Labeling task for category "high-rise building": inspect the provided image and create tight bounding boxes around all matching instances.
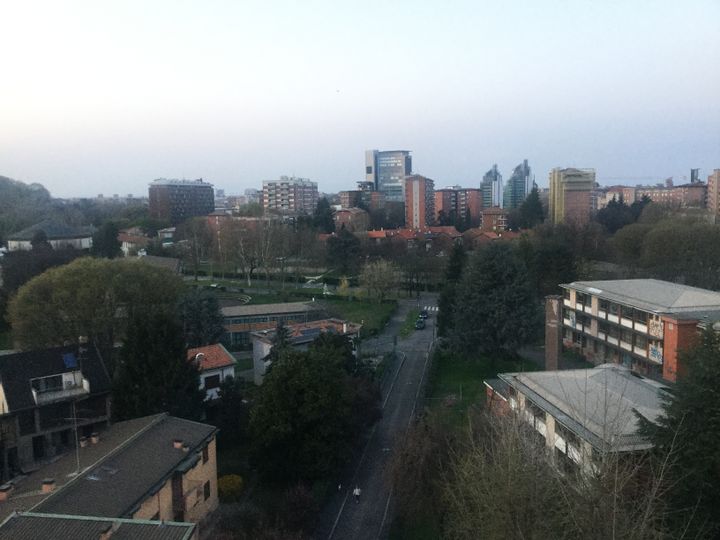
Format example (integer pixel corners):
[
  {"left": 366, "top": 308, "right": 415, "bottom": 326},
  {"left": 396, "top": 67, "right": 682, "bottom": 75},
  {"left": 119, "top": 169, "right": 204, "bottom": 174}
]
[
  {"left": 548, "top": 168, "right": 596, "bottom": 225},
  {"left": 434, "top": 187, "right": 482, "bottom": 226},
  {"left": 503, "top": 159, "right": 532, "bottom": 209},
  {"left": 148, "top": 178, "right": 215, "bottom": 224},
  {"left": 404, "top": 175, "right": 435, "bottom": 229},
  {"left": 481, "top": 164, "right": 503, "bottom": 208},
  {"left": 262, "top": 176, "right": 318, "bottom": 214},
  {"left": 365, "top": 149, "right": 412, "bottom": 202},
  {"left": 707, "top": 169, "right": 720, "bottom": 214}
]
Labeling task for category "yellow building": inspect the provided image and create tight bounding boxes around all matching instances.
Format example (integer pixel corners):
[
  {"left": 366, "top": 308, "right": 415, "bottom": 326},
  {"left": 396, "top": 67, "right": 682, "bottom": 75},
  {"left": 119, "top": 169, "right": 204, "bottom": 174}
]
[{"left": 548, "top": 168, "right": 596, "bottom": 225}]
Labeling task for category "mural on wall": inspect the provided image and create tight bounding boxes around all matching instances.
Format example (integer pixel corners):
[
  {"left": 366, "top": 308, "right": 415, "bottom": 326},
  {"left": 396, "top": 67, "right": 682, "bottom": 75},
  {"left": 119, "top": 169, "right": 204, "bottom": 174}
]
[
  {"left": 649, "top": 344, "right": 663, "bottom": 363},
  {"left": 648, "top": 319, "right": 663, "bottom": 339}
]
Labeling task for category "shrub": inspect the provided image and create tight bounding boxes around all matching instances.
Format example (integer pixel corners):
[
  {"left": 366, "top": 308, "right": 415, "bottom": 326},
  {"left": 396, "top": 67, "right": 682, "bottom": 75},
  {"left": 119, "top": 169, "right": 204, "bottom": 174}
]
[{"left": 218, "top": 474, "right": 244, "bottom": 501}]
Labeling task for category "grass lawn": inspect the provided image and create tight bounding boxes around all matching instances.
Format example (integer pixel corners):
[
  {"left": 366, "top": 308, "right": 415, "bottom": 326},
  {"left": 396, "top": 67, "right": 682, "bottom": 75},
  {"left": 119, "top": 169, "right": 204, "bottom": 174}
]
[
  {"left": 317, "top": 298, "right": 397, "bottom": 336},
  {"left": 0, "top": 330, "right": 12, "bottom": 350},
  {"left": 426, "top": 348, "right": 538, "bottom": 425},
  {"left": 399, "top": 309, "right": 420, "bottom": 339}
]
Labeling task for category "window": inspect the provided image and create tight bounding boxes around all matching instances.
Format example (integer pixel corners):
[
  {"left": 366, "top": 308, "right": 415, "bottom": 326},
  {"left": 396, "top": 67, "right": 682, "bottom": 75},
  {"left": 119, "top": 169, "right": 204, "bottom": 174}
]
[
  {"left": 608, "top": 303, "right": 619, "bottom": 315},
  {"left": 563, "top": 288, "right": 571, "bottom": 300},
  {"left": 204, "top": 374, "right": 221, "bottom": 389},
  {"left": 204, "top": 481, "right": 211, "bottom": 500},
  {"left": 599, "top": 299, "right": 609, "bottom": 312},
  {"left": 202, "top": 446, "right": 209, "bottom": 464}
]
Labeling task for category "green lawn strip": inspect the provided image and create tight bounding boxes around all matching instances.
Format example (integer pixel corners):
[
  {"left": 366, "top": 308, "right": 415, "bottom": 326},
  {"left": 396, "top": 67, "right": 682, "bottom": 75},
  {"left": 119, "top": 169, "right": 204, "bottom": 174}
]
[
  {"left": 0, "top": 330, "right": 11, "bottom": 350},
  {"left": 318, "top": 298, "right": 397, "bottom": 336},
  {"left": 399, "top": 309, "right": 421, "bottom": 339}
]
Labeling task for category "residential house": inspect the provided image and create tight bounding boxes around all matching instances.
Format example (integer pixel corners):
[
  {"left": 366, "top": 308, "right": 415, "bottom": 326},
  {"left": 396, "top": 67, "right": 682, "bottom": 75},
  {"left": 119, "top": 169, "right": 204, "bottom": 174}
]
[
  {"left": 250, "top": 319, "right": 362, "bottom": 385},
  {"left": 187, "top": 344, "right": 236, "bottom": 401},
  {"left": 118, "top": 227, "right": 150, "bottom": 257},
  {"left": 0, "top": 343, "right": 112, "bottom": 481}
]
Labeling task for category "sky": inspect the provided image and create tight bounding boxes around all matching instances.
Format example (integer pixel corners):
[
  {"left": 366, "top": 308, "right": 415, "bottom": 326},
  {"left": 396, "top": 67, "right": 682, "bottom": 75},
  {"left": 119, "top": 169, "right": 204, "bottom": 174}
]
[{"left": 1, "top": 0, "right": 719, "bottom": 197}]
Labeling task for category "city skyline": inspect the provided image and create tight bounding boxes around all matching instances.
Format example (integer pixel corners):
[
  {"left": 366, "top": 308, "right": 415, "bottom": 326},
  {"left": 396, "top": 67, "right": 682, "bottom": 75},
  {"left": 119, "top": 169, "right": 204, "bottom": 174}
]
[{"left": 1, "top": 0, "right": 718, "bottom": 197}]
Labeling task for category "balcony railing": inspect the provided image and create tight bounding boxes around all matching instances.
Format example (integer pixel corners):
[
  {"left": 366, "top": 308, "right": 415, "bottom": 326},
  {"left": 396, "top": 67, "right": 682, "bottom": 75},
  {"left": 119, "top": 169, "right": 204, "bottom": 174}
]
[{"left": 32, "top": 378, "right": 90, "bottom": 406}]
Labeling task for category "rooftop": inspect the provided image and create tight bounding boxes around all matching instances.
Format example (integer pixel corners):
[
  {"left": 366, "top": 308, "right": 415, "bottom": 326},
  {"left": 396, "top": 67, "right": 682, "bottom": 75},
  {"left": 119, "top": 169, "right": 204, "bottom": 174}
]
[
  {"left": 221, "top": 302, "right": 318, "bottom": 319},
  {"left": 7, "top": 220, "right": 94, "bottom": 241},
  {"left": 251, "top": 318, "right": 362, "bottom": 346},
  {"left": 0, "top": 512, "right": 196, "bottom": 540},
  {"left": 563, "top": 279, "right": 720, "bottom": 315},
  {"left": 187, "top": 344, "right": 236, "bottom": 371},
  {"left": 33, "top": 414, "right": 216, "bottom": 518},
  {"left": 499, "top": 365, "right": 668, "bottom": 453},
  {"left": 149, "top": 178, "right": 212, "bottom": 187}
]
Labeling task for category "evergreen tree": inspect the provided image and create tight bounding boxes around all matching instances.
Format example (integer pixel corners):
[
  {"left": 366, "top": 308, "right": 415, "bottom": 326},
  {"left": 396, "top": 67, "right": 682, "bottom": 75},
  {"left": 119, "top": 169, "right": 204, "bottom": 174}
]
[
  {"left": 113, "top": 310, "right": 204, "bottom": 421},
  {"left": 437, "top": 243, "right": 466, "bottom": 337},
  {"left": 91, "top": 221, "right": 122, "bottom": 259},
  {"left": 451, "top": 243, "right": 539, "bottom": 357},
  {"left": 518, "top": 187, "right": 544, "bottom": 228},
  {"left": 266, "top": 319, "right": 292, "bottom": 364},
  {"left": 313, "top": 197, "right": 335, "bottom": 234},
  {"left": 178, "top": 288, "right": 225, "bottom": 347},
  {"left": 326, "top": 227, "right": 361, "bottom": 273},
  {"left": 640, "top": 328, "right": 720, "bottom": 538},
  {"left": 216, "top": 377, "right": 247, "bottom": 445}
]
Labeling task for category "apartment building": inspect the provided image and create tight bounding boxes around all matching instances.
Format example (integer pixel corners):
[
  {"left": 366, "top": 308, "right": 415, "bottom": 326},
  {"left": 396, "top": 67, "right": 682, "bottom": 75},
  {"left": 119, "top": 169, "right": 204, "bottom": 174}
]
[
  {"left": 548, "top": 168, "right": 595, "bottom": 225},
  {"left": 434, "top": 187, "right": 482, "bottom": 226},
  {"left": 503, "top": 159, "right": 532, "bottom": 209},
  {"left": 479, "top": 207, "right": 508, "bottom": 232},
  {"left": 404, "top": 175, "right": 435, "bottom": 229},
  {"left": 481, "top": 164, "right": 503, "bottom": 208},
  {"left": 262, "top": 176, "right": 319, "bottom": 214},
  {"left": 221, "top": 302, "right": 322, "bottom": 348},
  {"left": 365, "top": 150, "right": 412, "bottom": 202},
  {"left": 707, "top": 169, "right": 720, "bottom": 214},
  {"left": 635, "top": 183, "right": 706, "bottom": 208},
  {"left": 148, "top": 179, "right": 214, "bottom": 225},
  {"left": 548, "top": 279, "right": 720, "bottom": 382}
]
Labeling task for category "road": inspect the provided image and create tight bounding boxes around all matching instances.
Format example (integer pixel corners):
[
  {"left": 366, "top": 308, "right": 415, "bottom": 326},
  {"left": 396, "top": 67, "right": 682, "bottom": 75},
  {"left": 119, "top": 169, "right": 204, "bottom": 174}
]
[{"left": 314, "top": 294, "right": 437, "bottom": 540}]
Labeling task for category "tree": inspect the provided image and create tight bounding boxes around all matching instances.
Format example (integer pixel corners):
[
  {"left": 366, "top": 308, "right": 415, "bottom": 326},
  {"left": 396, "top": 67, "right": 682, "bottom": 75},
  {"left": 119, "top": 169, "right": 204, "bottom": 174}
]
[
  {"left": 266, "top": 320, "right": 291, "bottom": 364},
  {"left": 640, "top": 328, "right": 720, "bottom": 538},
  {"left": 8, "top": 257, "right": 183, "bottom": 353},
  {"left": 175, "top": 217, "right": 212, "bottom": 280},
  {"left": 91, "top": 221, "right": 122, "bottom": 259},
  {"left": 113, "top": 309, "right": 204, "bottom": 421},
  {"left": 312, "top": 197, "right": 335, "bottom": 234},
  {"left": 451, "top": 243, "right": 539, "bottom": 357},
  {"left": 596, "top": 196, "right": 635, "bottom": 234},
  {"left": 326, "top": 228, "right": 361, "bottom": 274},
  {"left": 216, "top": 377, "right": 248, "bottom": 445},
  {"left": 178, "top": 288, "right": 225, "bottom": 347},
  {"left": 359, "top": 260, "right": 400, "bottom": 302},
  {"left": 518, "top": 187, "right": 544, "bottom": 228},
  {"left": 437, "top": 243, "right": 466, "bottom": 337},
  {"left": 612, "top": 223, "right": 652, "bottom": 271}
]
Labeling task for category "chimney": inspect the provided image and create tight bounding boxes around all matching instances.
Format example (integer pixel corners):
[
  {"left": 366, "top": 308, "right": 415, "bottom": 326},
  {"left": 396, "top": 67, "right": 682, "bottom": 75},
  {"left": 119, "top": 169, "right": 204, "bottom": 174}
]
[
  {"left": 78, "top": 336, "right": 89, "bottom": 371},
  {"left": 41, "top": 478, "right": 56, "bottom": 493},
  {"left": 193, "top": 353, "right": 205, "bottom": 367},
  {"left": 173, "top": 439, "right": 183, "bottom": 449},
  {"left": 545, "top": 295, "right": 563, "bottom": 371},
  {"left": 0, "top": 484, "right": 13, "bottom": 502},
  {"left": 91, "top": 432, "right": 100, "bottom": 445},
  {"left": 79, "top": 436, "right": 88, "bottom": 448},
  {"left": 99, "top": 521, "right": 121, "bottom": 540}
]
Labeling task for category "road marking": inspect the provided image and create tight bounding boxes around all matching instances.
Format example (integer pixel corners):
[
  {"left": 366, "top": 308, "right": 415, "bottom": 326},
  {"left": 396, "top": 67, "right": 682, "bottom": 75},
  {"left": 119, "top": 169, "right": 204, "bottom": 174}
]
[{"left": 377, "top": 487, "right": 393, "bottom": 539}]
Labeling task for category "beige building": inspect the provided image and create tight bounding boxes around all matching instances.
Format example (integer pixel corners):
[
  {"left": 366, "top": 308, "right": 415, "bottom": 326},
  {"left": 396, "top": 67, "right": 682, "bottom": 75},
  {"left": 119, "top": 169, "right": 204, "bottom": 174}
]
[
  {"left": 262, "top": 176, "right": 319, "bottom": 214},
  {"left": 707, "top": 169, "right": 720, "bottom": 214},
  {"left": 548, "top": 168, "right": 596, "bottom": 225}
]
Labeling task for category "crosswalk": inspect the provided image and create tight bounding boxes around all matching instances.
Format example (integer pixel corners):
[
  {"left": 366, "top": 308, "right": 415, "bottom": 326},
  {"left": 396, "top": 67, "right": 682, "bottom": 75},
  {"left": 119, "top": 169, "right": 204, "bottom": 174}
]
[{"left": 422, "top": 306, "right": 439, "bottom": 312}]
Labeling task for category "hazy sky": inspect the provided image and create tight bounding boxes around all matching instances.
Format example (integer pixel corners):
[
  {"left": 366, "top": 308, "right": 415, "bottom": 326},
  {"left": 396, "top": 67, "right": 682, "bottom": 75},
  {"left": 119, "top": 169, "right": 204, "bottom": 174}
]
[{"left": 1, "top": 0, "right": 719, "bottom": 197}]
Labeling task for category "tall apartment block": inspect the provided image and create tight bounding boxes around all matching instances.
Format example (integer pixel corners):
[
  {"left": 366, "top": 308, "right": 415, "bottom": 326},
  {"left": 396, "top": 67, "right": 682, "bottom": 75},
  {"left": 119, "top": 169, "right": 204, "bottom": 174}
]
[
  {"left": 365, "top": 149, "right": 412, "bottom": 202},
  {"left": 481, "top": 164, "right": 503, "bottom": 208},
  {"left": 549, "top": 279, "right": 720, "bottom": 382},
  {"left": 503, "top": 159, "right": 532, "bottom": 209},
  {"left": 708, "top": 169, "right": 720, "bottom": 214},
  {"left": 262, "top": 176, "right": 319, "bottom": 214},
  {"left": 548, "top": 168, "right": 595, "bottom": 225},
  {"left": 434, "top": 187, "right": 482, "bottom": 226},
  {"left": 405, "top": 175, "right": 435, "bottom": 229},
  {"left": 148, "top": 178, "right": 215, "bottom": 225}
]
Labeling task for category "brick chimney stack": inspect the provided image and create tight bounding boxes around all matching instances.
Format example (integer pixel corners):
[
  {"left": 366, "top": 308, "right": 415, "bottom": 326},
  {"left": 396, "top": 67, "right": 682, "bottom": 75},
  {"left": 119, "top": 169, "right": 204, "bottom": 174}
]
[{"left": 545, "top": 295, "right": 563, "bottom": 371}]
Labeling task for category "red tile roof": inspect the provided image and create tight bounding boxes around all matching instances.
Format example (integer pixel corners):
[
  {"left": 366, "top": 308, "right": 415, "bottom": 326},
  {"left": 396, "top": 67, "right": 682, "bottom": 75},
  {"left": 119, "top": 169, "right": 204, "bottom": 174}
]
[{"left": 187, "top": 344, "right": 236, "bottom": 371}]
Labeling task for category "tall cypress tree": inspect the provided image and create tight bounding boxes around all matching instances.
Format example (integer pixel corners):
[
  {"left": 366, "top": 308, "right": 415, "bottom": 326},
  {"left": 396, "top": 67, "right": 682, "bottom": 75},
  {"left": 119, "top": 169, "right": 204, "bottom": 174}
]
[
  {"left": 437, "top": 243, "right": 467, "bottom": 337},
  {"left": 113, "top": 310, "right": 204, "bottom": 421}
]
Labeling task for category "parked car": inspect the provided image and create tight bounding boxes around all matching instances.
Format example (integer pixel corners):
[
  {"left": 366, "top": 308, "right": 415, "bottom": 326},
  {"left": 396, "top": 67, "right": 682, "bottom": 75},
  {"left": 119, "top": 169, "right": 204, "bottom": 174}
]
[
  {"left": 415, "top": 319, "right": 426, "bottom": 330},
  {"left": 419, "top": 309, "right": 429, "bottom": 319}
]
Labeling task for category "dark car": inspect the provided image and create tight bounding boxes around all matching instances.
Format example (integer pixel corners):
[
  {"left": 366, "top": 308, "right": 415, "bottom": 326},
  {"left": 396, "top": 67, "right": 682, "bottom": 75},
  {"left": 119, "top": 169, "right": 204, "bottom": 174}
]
[
  {"left": 419, "top": 309, "right": 429, "bottom": 319},
  {"left": 415, "top": 318, "right": 426, "bottom": 330}
]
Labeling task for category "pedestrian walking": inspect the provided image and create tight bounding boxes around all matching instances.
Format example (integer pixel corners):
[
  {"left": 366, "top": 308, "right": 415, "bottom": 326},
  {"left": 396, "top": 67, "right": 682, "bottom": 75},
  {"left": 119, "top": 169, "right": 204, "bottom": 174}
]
[{"left": 353, "top": 486, "right": 361, "bottom": 503}]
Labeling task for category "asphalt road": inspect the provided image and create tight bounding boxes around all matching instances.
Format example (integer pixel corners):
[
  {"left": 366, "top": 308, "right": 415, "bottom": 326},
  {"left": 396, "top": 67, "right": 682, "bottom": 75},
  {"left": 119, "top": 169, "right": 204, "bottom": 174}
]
[{"left": 314, "top": 294, "right": 438, "bottom": 540}]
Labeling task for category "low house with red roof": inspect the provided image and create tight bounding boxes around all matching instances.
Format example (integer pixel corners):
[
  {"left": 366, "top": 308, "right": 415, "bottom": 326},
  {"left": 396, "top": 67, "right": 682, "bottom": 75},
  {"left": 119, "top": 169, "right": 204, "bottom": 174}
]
[
  {"left": 118, "top": 227, "right": 151, "bottom": 257},
  {"left": 187, "top": 344, "right": 236, "bottom": 401}
]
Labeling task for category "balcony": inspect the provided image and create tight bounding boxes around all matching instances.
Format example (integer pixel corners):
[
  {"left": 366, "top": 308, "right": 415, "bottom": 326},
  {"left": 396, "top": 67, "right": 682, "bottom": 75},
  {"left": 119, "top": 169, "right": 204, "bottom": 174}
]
[{"left": 31, "top": 372, "right": 90, "bottom": 406}]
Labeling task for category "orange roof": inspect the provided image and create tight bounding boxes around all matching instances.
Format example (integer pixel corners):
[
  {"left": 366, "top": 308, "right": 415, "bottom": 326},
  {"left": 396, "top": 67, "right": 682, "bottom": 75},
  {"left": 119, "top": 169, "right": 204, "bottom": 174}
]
[
  {"left": 117, "top": 233, "right": 150, "bottom": 246},
  {"left": 187, "top": 344, "right": 236, "bottom": 371},
  {"left": 367, "top": 230, "right": 388, "bottom": 239},
  {"left": 425, "top": 226, "right": 461, "bottom": 237}
]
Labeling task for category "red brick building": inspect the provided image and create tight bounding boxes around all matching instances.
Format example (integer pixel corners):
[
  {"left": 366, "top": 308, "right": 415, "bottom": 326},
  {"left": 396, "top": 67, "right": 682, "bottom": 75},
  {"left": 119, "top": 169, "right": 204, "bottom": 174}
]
[{"left": 334, "top": 207, "right": 369, "bottom": 232}]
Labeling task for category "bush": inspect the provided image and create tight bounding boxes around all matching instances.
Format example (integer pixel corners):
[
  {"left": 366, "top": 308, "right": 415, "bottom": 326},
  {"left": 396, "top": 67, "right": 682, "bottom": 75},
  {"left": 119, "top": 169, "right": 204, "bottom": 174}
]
[{"left": 218, "top": 474, "right": 244, "bottom": 501}]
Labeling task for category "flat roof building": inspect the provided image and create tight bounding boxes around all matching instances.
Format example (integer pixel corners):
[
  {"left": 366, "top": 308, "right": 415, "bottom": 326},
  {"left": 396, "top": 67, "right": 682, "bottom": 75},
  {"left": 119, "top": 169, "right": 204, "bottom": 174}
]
[
  {"left": 548, "top": 168, "right": 595, "bottom": 225},
  {"left": 148, "top": 179, "right": 214, "bottom": 225},
  {"left": 221, "top": 302, "right": 322, "bottom": 349},
  {"left": 365, "top": 150, "right": 412, "bottom": 202},
  {"left": 262, "top": 176, "right": 318, "bottom": 214},
  {"left": 404, "top": 175, "right": 435, "bottom": 229}
]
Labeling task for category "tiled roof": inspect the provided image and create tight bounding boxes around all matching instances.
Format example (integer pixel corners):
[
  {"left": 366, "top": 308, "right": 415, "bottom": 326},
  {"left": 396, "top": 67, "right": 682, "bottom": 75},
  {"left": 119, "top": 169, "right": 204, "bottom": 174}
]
[
  {"left": 0, "top": 345, "right": 111, "bottom": 412},
  {"left": 0, "top": 513, "right": 196, "bottom": 540},
  {"left": 366, "top": 230, "right": 388, "bottom": 239},
  {"left": 251, "top": 318, "right": 362, "bottom": 345},
  {"left": 34, "top": 414, "right": 217, "bottom": 518},
  {"left": 118, "top": 233, "right": 150, "bottom": 246},
  {"left": 187, "top": 344, "right": 236, "bottom": 371}
]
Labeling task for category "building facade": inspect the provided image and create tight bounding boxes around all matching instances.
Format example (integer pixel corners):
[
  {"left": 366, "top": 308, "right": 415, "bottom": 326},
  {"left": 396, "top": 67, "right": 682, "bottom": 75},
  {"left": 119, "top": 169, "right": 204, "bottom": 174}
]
[
  {"left": 481, "top": 164, "right": 503, "bottom": 208},
  {"left": 634, "top": 183, "right": 706, "bottom": 208},
  {"left": 503, "top": 159, "right": 532, "bottom": 209},
  {"left": 262, "top": 176, "right": 318, "bottom": 214},
  {"left": 549, "top": 279, "right": 720, "bottom": 382},
  {"left": 404, "top": 175, "right": 435, "bottom": 229},
  {"left": 708, "top": 169, "right": 720, "bottom": 215},
  {"left": 479, "top": 207, "right": 508, "bottom": 232},
  {"left": 6, "top": 221, "right": 93, "bottom": 252},
  {"left": 365, "top": 150, "right": 412, "bottom": 202},
  {"left": 222, "top": 302, "right": 322, "bottom": 348},
  {"left": 148, "top": 179, "right": 214, "bottom": 225},
  {"left": 548, "top": 168, "right": 595, "bottom": 225},
  {"left": 333, "top": 208, "right": 370, "bottom": 232},
  {"left": 187, "top": 344, "right": 237, "bottom": 401}
]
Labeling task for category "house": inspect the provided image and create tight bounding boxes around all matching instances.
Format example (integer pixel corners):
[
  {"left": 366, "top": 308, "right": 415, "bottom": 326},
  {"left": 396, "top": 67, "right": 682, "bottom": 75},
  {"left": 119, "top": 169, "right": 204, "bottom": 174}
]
[
  {"left": 250, "top": 318, "right": 362, "bottom": 385},
  {"left": 221, "top": 302, "right": 322, "bottom": 349},
  {"left": 0, "top": 343, "right": 112, "bottom": 481},
  {"left": 118, "top": 227, "right": 150, "bottom": 257},
  {"left": 486, "top": 364, "right": 667, "bottom": 472},
  {"left": 187, "top": 344, "right": 236, "bottom": 400},
  {"left": 548, "top": 279, "right": 720, "bottom": 382},
  {"left": 479, "top": 207, "right": 508, "bottom": 232},
  {"left": 14, "top": 413, "right": 219, "bottom": 526},
  {"left": 6, "top": 220, "right": 94, "bottom": 252},
  {"left": 333, "top": 208, "right": 369, "bottom": 232},
  {"left": 0, "top": 512, "right": 198, "bottom": 540}
]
